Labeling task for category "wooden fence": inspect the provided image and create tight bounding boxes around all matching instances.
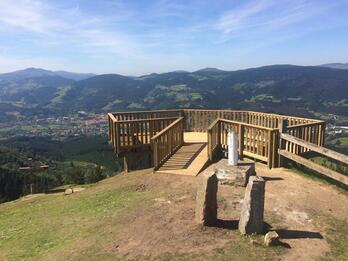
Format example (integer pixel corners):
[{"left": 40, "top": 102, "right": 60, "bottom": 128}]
[
  {"left": 279, "top": 130, "right": 348, "bottom": 185},
  {"left": 207, "top": 118, "right": 279, "bottom": 168},
  {"left": 183, "top": 109, "right": 320, "bottom": 131},
  {"left": 151, "top": 117, "right": 184, "bottom": 170},
  {"left": 108, "top": 109, "right": 325, "bottom": 170},
  {"left": 112, "top": 109, "right": 183, "bottom": 121},
  {"left": 108, "top": 114, "right": 178, "bottom": 153}
]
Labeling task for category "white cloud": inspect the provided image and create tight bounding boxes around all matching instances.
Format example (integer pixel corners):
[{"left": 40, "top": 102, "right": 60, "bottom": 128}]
[
  {"left": 216, "top": 0, "right": 339, "bottom": 35},
  {"left": 0, "top": 0, "right": 63, "bottom": 33},
  {"left": 0, "top": 0, "right": 140, "bottom": 57}
]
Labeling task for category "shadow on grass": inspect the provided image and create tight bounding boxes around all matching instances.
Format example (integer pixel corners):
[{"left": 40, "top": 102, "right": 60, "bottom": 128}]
[
  {"left": 276, "top": 229, "right": 323, "bottom": 239},
  {"left": 213, "top": 219, "right": 239, "bottom": 230},
  {"left": 261, "top": 176, "right": 284, "bottom": 182},
  {"left": 46, "top": 188, "right": 66, "bottom": 194}
]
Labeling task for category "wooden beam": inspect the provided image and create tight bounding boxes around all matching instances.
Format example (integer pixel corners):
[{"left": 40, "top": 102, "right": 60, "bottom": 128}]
[
  {"left": 115, "top": 116, "right": 179, "bottom": 123},
  {"left": 279, "top": 149, "right": 348, "bottom": 186},
  {"left": 281, "top": 133, "right": 348, "bottom": 165},
  {"left": 150, "top": 117, "right": 184, "bottom": 141},
  {"left": 243, "top": 151, "right": 268, "bottom": 162}
]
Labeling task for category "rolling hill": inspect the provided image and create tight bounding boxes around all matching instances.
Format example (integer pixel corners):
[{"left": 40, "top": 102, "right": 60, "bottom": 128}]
[
  {"left": 320, "top": 63, "right": 348, "bottom": 70},
  {"left": 56, "top": 65, "right": 348, "bottom": 120},
  {"left": 1, "top": 65, "right": 348, "bottom": 123}
]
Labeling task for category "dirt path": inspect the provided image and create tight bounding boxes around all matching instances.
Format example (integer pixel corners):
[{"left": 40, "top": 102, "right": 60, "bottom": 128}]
[
  {"left": 257, "top": 164, "right": 348, "bottom": 260},
  {"left": 74, "top": 165, "right": 347, "bottom": 260}
]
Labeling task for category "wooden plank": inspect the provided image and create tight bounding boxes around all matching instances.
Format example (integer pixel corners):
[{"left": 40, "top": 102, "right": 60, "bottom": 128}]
[
  {"left": 281, "top": 133, "right": 348, "bottom": 164},
  {"left": 243, "top": 151, "right": 268, "bottom": 162},
  {"left": 220, "top": 119, "right": 276, "bottom": 131},
  {"left": 279, "top": 149, "right": 348, "bottom": 186},
  {"left": 151, "top": 117, "right": 184, "bottom": 140},
  {"left": 115, "top": 116, "right": 179, "bottom": 123}
]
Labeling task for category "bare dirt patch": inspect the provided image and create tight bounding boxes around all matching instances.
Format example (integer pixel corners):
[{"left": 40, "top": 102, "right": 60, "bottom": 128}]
[
  {"left": 18, "top": 165, "right": 346, "bottom": 261},
  {"left": 258, "top": 164, "right": 348, "bottom": 260},
  {"left": 106, "top": 165, "right": 348, "bottom": 260}
]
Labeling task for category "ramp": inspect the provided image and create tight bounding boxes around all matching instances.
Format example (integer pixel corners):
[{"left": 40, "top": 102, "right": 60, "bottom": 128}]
[{"left": 155, "top": 142, "right": 209, "bottom": 176}]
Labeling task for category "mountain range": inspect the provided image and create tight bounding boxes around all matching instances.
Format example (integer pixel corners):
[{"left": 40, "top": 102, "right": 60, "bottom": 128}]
[
  {"left": 0, "top": 65, "right": 347, "bottom": 124},
  {"left": 320, "top": 63, "right": 348, "bottom": 70}
]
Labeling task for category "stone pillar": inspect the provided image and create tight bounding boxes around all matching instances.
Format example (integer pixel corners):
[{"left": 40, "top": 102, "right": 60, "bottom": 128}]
[
  {"left": 239, "top": 176, "right": 265, "bottom": 234},
  {"left": 195, "top": 172, "right": 218, "bottom": 226}
]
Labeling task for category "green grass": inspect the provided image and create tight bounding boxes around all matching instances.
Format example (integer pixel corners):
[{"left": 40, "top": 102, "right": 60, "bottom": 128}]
[
  {"left": 0, "top": 177, "right": 148, "bottom": 260},
  {"left": 48, "top": 86, "right": 71, "bottom": 106},
  {"left": 287, "top": 163, "right": 348, "bottom": 195},
  {"left": 317, "top": 215, "right": 348, "bottom": 261},
  {"left": 0, "top": 170, "right": 282, "bottom": 261}
]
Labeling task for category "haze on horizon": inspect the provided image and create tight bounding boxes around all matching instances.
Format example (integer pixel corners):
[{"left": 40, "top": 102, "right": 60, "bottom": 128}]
[{"left": 0, "top": 0, "right": 348, "bottom": 76}]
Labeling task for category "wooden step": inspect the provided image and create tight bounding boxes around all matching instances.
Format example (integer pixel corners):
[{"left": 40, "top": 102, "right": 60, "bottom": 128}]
[{"left": 155, "top": 142, "right": 209, "bottom": 176}]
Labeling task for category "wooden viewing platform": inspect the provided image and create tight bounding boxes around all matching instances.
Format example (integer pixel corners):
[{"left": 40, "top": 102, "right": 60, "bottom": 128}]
[{"left": 107, "top": 109, "right": 347, "bottom": 184}]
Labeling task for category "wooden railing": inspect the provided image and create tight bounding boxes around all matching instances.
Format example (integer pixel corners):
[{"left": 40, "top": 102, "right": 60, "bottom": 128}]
[
  {"left": 108, "top": 114, "right": 178, "bottom": 153},
  {"left": 246, "top": 111, "right": 316, "bottom": 128},
  {"left": 207, "top": 118, "right": 280, "bottom": 168},
  {"left": 183, "top": 109, "right": 246, "bottom": 131},
  {"left": 286, "top": 121, "right": 326, "bottom": 154},
  {"left": 182, "top": 109, "right": 320, "bottom": 132},
  {"left": 108, "top": 109, "right": 325, "bottom": 170},
  {"left": 279, "top": 132, "right": 348, "bottom": 185},
  {"left": 151, "top": 117, "right": 184, "bottom": 170},
  {"left": 110, "top": 109, "right": 321, "bottom": 132},
  {"left": 112, "top": 109, "right": 183, "bottom": 121}
]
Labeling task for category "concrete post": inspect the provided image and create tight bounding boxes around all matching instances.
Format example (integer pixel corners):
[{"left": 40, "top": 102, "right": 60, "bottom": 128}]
[
  {"left": 239, "top": 176, "right": 265, "bottom": 234},
  {"left": 228, "top": 131, "right": 238, "bottom": 166},
  {"left": 195, "top": 172, "right": 218, "bottom": 226}
]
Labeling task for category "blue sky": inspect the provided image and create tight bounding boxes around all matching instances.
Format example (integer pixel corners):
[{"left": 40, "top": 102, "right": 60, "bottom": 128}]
[{"left": 0, "top": 0, "right": 348, "bottom": 75}]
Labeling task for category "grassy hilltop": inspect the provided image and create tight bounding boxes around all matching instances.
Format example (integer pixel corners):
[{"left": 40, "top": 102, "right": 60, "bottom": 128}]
[{"left": 0, "top": 166, "right": 347, "bottom": 261}]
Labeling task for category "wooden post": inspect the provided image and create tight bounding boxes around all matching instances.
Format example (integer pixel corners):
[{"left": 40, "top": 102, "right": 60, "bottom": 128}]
[
  {"left": 278, "top": 119, "right": 289, "bottom": 167},
  {"left": 207, "top": 129, "right": 212, "bottom": 161},
  {"left": 267, "top": 130, "right": 273, "bottom": 169},
  {"left": 238, "top": 124, "right": 244, "bottom": 160},
  {"left": 217, "top": 120, "right": 221, "bottom": 158},
  {"left": 123, "top": 156, "right": 129, "bottom": 172}
]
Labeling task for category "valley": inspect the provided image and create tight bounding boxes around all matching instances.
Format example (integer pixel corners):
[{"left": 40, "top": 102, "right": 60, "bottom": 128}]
[{"left": 0, "top": 65, "right": 347, "bottom": 203}]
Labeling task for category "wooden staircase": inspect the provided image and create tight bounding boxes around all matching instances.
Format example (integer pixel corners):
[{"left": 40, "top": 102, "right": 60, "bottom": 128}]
[{"left": 155, "top": 142, "right": 209, "bottom": 176}]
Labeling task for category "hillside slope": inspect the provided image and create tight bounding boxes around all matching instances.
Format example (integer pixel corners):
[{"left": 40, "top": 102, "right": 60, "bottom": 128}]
[
  {"left": 0, "top": 165, "right": 347, "bottom": 260},
  {"left": 53, "top": 65, "right": 348, "bottom": 119},
  {"left": 1, "top": 65, "right": 348, "bottom": 123}
]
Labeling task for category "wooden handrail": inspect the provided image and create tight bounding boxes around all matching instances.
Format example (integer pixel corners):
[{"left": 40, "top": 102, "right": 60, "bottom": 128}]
[
  {"left": 246, "top": 111, "right": 322, "bottom": 123},
  {"left": 151, "top": 117, "right": 184, "bottom": 170},
  {"left": 108, "top": 112, "right": 118, "bottom": 122},
  {"left": 279, "top": 149, "right": 348, "bottom": 185},
  {"left": 114, "top": 117, "right": 180, "bottom": 124},
  {"left": 219, "top": 118, "right": 277, "bottom": 131},
  {"left": 281, "top": 133, "right": 348, "bottom": 165},
  {"left": 287, "top": 121, "right": 325, "bottom": 129},
  {"left": 207, "top": 118, "right": 220, "bottom": 131},
  {"left": 111, "top": 109, "right": 183, "bottom": 115},
  {"left": 151, "top": 117, "right": 184, "bottom": 141}
]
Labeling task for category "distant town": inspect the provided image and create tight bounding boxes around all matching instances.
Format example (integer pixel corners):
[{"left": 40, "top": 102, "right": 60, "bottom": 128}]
[
  {"left": 0, "top": 111, "right": 347, "bottom": 142},
  {"left": 0, "top": 111, "right": 108, "bottom": 139}
]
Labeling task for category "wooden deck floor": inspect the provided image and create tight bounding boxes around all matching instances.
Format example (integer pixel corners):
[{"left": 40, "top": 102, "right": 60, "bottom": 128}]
[{"left": 155, "top": 132, "right": 209, "bottom": 176}]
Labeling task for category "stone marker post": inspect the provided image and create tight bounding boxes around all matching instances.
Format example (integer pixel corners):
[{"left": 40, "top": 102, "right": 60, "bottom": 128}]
[
  {"left": 228, "top": 131, "right": 238, "bottom": 166},
  {"left": 195, "top": 172, "right": 218, "bottom": 226},
  {"left": 239, "top": 176, "right": 265, "bottom": 234}
]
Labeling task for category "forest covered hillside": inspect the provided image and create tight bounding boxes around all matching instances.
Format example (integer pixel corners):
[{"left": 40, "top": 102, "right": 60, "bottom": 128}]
[{"left": 0, "top": 65, "right": 347, "bottom": 124}]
